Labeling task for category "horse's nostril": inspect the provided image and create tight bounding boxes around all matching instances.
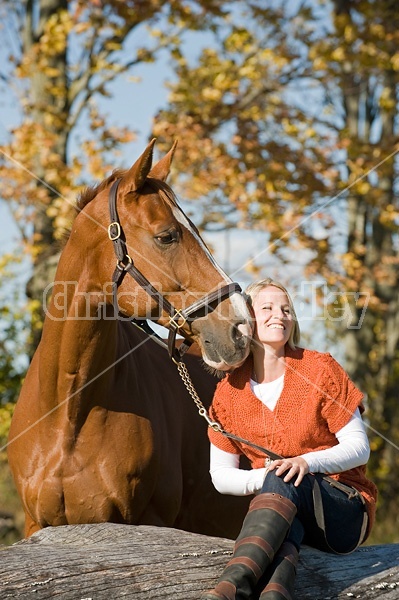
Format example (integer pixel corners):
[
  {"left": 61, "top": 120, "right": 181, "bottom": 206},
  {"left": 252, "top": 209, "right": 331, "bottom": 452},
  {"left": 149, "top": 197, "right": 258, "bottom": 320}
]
[
  {"left": 232, "top": 322, "right": 250, "bottom": 349},
  {"left": 232, "top": 325, "right": 242, "bottom": 339}
]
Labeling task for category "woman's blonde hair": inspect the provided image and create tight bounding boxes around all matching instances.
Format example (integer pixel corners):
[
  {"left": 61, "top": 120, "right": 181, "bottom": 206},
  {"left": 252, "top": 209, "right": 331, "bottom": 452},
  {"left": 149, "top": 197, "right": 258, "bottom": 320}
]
[{"left": 244, "top": 278, "right": 300, "bottom": 349}]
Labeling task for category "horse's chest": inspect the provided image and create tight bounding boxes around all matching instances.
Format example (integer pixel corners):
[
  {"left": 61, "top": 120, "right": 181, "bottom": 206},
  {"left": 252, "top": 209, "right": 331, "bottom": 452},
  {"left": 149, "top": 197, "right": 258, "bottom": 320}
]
[{"left": 53, "top": 412, "right": 180, "bottom": 519}]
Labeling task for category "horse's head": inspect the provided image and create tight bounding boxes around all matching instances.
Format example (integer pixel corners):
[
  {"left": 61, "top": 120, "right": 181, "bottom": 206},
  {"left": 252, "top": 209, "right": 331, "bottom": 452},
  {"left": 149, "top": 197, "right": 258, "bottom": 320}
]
[{"left": 77, "top": 139, "right": 252, "bottom": 371}]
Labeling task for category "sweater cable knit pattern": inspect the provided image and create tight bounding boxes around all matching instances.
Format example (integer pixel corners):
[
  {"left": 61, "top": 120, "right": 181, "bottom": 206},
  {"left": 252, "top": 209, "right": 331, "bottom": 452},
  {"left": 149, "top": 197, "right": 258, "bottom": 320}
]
[{"left": 208, "top": 347, "right": 377, "bottom": 537}]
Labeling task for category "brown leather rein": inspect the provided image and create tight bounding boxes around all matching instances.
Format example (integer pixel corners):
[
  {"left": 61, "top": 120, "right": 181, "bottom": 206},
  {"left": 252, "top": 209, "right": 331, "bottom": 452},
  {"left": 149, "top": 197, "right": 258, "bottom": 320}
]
[{"left": 108, "top": 178, "right": 241, "bottom": 362}]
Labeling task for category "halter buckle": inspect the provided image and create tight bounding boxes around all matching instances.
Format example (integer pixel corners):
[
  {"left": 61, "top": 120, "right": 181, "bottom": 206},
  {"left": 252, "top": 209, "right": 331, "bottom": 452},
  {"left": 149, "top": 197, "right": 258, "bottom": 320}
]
[
  {"left": 168, "top": 310, "right": 187, "bottom": 330},
  {"left": 108, "top": 222, "right": 121, "bottom": 241},
  {"left": 116, "top": 254, "right": 133, "bottom": 271}
]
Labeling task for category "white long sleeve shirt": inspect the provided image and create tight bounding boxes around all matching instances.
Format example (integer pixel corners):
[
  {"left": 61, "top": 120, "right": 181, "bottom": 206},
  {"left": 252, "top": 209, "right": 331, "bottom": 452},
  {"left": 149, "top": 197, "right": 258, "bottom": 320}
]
[{"left": 209, "top": 376, "right": 370, "bottom": 496}]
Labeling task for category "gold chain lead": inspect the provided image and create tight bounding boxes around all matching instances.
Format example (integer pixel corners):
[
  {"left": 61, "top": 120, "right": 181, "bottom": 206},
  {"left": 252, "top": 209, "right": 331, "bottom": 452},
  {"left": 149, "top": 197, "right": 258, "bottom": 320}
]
[{"left": 176, "top": 361, "right": 223, "bottom": 432}]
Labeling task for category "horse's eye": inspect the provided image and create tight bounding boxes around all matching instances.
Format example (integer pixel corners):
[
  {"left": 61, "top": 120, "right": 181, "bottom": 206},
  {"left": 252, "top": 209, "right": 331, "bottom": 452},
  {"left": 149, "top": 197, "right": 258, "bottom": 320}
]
[{"left": 154, "top": 229, "right": 179, "bottom": 246}]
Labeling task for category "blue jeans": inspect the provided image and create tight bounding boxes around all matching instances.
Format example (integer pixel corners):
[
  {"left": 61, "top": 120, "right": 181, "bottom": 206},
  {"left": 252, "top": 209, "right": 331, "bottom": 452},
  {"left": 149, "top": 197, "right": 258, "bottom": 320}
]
[{"left": 261, "top": 471, "right": 366, "bottom": 554}]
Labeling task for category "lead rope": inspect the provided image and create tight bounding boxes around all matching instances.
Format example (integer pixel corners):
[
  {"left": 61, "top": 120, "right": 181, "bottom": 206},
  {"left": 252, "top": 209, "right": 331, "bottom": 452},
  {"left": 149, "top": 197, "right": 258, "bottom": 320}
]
[
  {"left": 175, "top": 359, "right": 368, "bottom": 553},
  {"left": 176, "top": 361, "right": 284, "bottom": 460}
]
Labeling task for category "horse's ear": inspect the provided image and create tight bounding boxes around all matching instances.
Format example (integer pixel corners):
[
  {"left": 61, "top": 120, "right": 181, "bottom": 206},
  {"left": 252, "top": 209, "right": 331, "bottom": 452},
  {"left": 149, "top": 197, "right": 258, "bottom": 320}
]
[
  {"left": 122, "top": 138, "right": 156, "bottom": 192},
  {"left": 148, "top": 140, "right": 178, "bottom": 182}
]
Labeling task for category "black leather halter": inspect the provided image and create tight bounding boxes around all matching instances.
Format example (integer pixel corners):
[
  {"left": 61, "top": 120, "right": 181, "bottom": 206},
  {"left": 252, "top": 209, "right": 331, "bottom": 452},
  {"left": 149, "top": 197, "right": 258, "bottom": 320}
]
[{"left": 108, "top": 178, "right": 242, "bottom": 362}]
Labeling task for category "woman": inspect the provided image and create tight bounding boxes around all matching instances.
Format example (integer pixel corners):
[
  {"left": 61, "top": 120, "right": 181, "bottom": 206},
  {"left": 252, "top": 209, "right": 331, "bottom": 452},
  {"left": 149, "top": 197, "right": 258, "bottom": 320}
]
[{"left": 201, "top": 278, "right": 377, "bottom": 600}]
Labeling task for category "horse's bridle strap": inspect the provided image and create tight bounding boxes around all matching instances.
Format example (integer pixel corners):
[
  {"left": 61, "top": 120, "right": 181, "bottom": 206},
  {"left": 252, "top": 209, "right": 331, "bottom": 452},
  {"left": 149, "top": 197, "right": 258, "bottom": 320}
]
[{"left": 108, "top": 178, "right": 242, "bottom": 361}]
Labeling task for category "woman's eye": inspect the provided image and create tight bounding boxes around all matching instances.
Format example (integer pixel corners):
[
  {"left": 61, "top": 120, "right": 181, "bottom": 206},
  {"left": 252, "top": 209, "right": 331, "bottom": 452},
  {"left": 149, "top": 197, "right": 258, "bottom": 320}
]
[{"left": 155, "top": 229, "right": 179, "bottom": 245}]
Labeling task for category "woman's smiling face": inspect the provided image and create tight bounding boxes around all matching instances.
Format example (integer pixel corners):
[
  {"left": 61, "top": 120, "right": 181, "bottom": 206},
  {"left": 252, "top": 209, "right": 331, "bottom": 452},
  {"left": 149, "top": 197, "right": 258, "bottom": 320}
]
[{"left": 251, "top": 285, "right": 294, "bottom": 350}]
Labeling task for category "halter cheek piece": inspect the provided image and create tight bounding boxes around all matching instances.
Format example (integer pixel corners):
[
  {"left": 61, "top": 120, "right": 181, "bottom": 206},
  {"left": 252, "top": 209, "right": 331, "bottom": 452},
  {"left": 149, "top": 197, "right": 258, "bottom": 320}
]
[{"left": 108, "top": 178, "right": 241, "bottom": 363}]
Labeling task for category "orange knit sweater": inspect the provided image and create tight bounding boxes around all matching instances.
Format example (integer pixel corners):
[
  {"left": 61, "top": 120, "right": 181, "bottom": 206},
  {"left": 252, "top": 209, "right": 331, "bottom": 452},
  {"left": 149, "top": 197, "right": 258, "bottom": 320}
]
[{"left": 208, "top": 347, "right": 377, "bottom": 537}]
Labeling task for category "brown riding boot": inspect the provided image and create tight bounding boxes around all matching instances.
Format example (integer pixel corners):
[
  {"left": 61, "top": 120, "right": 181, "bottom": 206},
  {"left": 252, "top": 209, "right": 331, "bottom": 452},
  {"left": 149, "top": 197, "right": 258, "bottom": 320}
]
[
  {"left": 259, "top": 541, "right": 299, "bottom": 600},
  {"left": 200, "top": 493, "right": 297, "bottom": 600}
]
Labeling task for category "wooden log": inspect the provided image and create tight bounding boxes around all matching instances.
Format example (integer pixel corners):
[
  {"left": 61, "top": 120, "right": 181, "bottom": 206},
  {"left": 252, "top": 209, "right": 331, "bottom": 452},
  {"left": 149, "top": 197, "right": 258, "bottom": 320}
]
[{"left": 0, "top": 523, "right": 398, "bottom": 599}]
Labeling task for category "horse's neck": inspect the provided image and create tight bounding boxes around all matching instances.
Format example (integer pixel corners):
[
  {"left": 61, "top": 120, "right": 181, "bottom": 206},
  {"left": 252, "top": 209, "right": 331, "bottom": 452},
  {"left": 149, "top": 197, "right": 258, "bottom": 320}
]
[{"left": 37, "top": 257, "right": 119, "bottom": 421}]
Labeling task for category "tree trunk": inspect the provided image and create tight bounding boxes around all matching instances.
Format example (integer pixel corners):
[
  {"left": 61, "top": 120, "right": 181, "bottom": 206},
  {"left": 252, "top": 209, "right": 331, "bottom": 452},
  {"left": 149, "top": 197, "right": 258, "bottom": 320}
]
[
  {"left": 24, "top": 0, "right": 69, "bottom": 354},
  {"left": 0, "top": 523, "right": 398, "bottom": 599},
  {"left": 335, "top": 1, "right": 399, "bottom": 537}
]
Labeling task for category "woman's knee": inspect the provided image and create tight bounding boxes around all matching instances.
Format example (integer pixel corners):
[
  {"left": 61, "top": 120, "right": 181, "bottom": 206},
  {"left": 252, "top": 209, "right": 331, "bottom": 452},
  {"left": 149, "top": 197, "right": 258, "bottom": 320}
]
[{"left": 261, "top": 470, "right": 297, "bottom": 501}]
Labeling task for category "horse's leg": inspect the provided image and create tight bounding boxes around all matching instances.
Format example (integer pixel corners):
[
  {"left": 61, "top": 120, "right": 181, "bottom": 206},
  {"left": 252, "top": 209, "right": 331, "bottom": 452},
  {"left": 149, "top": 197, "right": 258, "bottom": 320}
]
[{"left": 24, "top": 512, "right": 41, "bottom": 538}]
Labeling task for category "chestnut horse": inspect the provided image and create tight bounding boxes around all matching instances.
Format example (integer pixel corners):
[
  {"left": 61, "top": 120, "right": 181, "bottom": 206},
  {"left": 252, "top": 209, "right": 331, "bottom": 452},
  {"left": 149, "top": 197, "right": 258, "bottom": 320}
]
[{"left": 8, "top": 140, "right": 252, "bottom": 539}]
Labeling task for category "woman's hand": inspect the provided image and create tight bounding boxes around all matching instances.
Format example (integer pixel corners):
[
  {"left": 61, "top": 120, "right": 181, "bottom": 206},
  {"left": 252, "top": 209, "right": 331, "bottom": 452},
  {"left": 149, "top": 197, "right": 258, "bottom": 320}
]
[{"left": 268, "top": 457, "right": 309, "bottom": 487}]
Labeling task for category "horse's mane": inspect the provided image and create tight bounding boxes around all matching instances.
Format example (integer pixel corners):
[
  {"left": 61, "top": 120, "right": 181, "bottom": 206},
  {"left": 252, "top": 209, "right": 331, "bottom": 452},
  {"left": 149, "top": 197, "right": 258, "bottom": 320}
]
[{"left": 76, "top": 169, "right": 126, "bottom": 212}]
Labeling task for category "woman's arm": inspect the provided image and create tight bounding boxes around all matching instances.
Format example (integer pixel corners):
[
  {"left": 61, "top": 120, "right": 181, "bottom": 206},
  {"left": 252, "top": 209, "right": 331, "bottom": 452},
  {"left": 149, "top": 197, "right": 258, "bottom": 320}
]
[
  {"left": 210, "top": 409, "right": 369, "bottom": 494},
  {"left": 260, "top": 411, "right": 369, "bottom": 487},
  {"left": 300, "top": 408, "right": 370, "bottom": 474},
  {"left": 209, "top": 445, "right": 268, "bottom": 496}
]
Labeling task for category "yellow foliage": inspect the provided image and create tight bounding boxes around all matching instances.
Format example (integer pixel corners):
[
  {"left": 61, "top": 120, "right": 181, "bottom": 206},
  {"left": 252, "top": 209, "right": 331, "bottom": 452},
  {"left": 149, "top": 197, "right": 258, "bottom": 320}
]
[
  {"left": 355, "top": 181, "right": 371, "bottom": 195},
  {"left": 40, "top": 9, "right": 73, "bottom": 55},
  {"left": 391, "top": 53, "right": 399, "bottom": 71},
  {"left": 43, "top": 67, "right": 61, "bottom": 77},
  {"left": 379, "top": 87, "right": 396, "bottom": 110},
  {"left": 312, "top": 56, "right": 328, "bottom": 71},
  {"left": 201, "top": 87, "right": 222, "bottom": 101},
  {"left": 105, "top": 41, "right": 122, "bottom": 52},
  {"left": 225, "top": 28, "right": 253, "bottom": 53},
  {"left": 369, "top": 23, "right": 385, "bottom": 39},
  {"left": 304, "top": 127, "right": 316, "bottom": 138},
  {"left": 0, "top": 404, "right": 15, "bottom": 444},
  {"left": 331, "top": 47, "right": 345, "bottom": 61},
  {"left": 344, "top": 24, "right": 356, "bottom": 43},
  {"left": 281, "top": 118, "right": 298, "bottom": 135},
  {"left": 265, "top": 181, "right": 276, "bottom": 198}
]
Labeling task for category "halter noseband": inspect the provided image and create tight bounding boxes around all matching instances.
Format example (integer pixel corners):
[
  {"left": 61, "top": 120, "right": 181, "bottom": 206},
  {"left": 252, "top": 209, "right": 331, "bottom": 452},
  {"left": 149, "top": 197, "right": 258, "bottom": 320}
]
[{"left": 108, "top": 178, "right": 241, "bottom": 362}]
